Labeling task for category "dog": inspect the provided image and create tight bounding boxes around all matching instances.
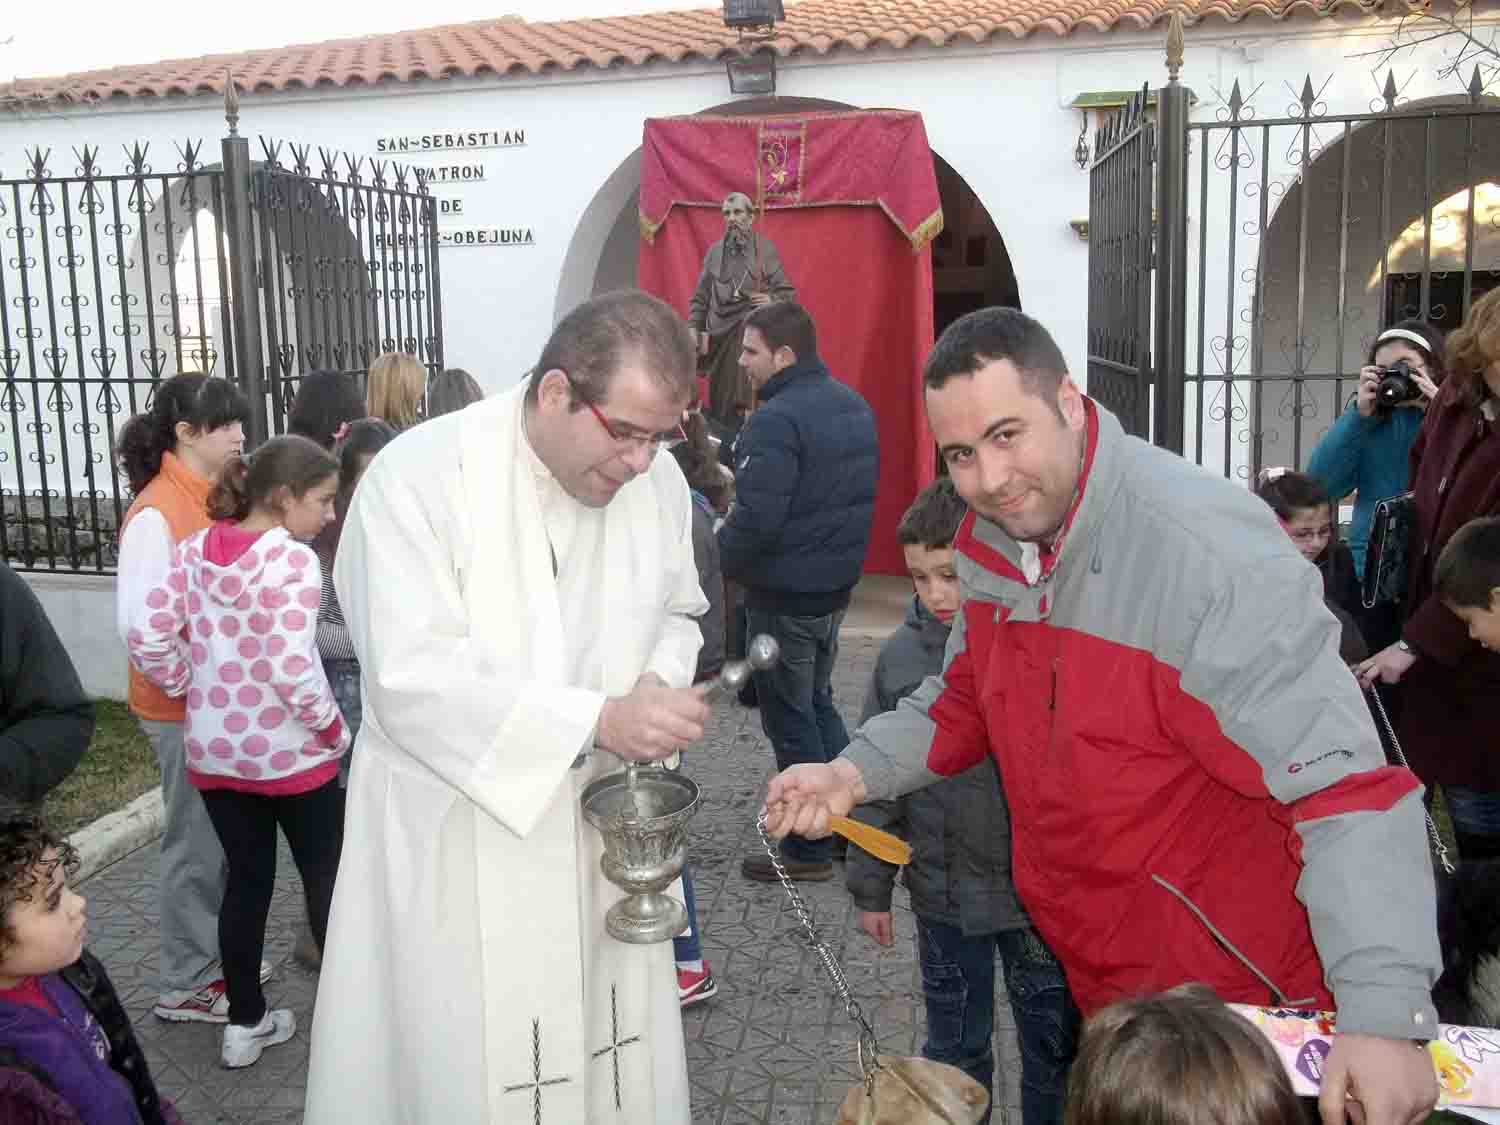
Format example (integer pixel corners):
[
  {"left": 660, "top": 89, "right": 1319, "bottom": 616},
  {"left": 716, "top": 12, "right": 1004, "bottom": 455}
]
[{"left": 1434, "top": 859, "right": 1500, "bottom": 1029}]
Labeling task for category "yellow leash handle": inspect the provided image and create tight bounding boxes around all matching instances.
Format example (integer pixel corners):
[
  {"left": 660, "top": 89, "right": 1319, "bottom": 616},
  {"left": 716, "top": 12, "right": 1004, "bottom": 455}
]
[{"left": 828, "top": 815, "right": 913, "bottom": 866}]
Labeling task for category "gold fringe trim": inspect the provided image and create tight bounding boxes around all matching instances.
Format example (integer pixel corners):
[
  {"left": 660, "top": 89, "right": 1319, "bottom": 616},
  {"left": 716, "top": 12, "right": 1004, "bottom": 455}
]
[
  {"left": 908, "top": 207, "right": 945, "bottom": 253},
  {"left": 638, "top": 210, "right": 662, "bottom": 244}
]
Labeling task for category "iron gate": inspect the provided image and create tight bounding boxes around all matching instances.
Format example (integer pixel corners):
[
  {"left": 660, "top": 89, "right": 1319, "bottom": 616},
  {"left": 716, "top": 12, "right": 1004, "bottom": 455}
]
[
  {"left": 1086, "top": 86, "right": 1158, "bottom": 440},
  {"left": 0, "top": 83, "right": 443, "bottom": 573},
  {"left": 1088, "top": 15, "right": 1500, "bottom": 483}
]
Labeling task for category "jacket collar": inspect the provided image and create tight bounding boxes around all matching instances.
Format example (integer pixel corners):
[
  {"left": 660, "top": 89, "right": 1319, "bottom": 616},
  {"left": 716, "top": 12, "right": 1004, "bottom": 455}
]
[
  {"left": 158, "top": 449, "right": 212, "bottom": 507},
  {"left": 757, "top": 356, "right": 827, "bottom": 403},
  {"left": 905, "top": 595, "right": 952, "bottom": 651},
  {"left": 958, "top": 398, "right": 1125, "bottom": 589}
]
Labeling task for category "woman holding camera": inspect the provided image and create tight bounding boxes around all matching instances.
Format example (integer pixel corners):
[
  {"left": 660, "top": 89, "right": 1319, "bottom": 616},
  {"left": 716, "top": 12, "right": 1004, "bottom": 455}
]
[
  {"left": 1355, "top": 291, "right": 1500, "bottom": 860},
  {"left": 1307, "top": 320, "right": 1444, "bottom": 649}
]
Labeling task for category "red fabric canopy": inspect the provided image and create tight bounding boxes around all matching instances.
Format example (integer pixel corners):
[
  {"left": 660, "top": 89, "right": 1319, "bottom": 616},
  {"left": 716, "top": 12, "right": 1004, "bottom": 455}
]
[{"left": 637, "top": 110, "right": 941, "bottom": 576}]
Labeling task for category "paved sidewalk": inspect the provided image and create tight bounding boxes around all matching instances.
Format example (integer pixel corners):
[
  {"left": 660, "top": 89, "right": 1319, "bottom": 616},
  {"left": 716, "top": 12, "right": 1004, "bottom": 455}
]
[{"left": 79, "top": 631, "right": 1023, "bottom": 1124}]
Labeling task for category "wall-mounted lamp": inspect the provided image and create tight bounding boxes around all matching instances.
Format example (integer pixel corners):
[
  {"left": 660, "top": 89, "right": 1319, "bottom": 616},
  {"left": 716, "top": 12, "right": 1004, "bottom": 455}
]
[
  {"left": 726, "top": 52, "right": 777, "bottom": 95},
  {"left": 1068, "top": 87, "right": 1199, "bottom": 172},
  {"left": 1074, "top": 111, "right": 1091, "bottom": 171},
  {"left": 723, "top": 0, "right": 784, "bottom": 94},
  {"left": 722, "top": 0, "right": 785, "bottom": 31}
]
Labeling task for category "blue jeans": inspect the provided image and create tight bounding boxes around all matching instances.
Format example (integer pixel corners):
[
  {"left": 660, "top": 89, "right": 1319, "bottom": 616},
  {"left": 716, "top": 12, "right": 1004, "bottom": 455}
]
[
  {"left": 915, "top": 918, "right": 1080, "bottom": 1125},
  {"left": 672, "top": 863, "right": 702, "bottom": 965},
  {"left": 323, "top": 658, "right": 362, "bottom": 788},
  {"left": 1445, "top": 786, "right": 1500, "bottom": 861},
  {"left": 746, "top": 608, "right": 850, "bottom": 862}
]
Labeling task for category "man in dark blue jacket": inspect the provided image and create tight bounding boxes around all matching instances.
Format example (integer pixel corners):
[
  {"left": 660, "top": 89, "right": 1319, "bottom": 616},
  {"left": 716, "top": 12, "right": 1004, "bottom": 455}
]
[{"left": 718, "top": 302, "right": 878, "bottom": 881}]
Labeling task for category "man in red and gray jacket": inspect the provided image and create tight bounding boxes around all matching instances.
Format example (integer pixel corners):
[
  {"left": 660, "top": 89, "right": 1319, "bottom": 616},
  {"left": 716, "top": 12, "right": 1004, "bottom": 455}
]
[{"left": 766, "top": 308, "right": 1442, "bottom": 1125}]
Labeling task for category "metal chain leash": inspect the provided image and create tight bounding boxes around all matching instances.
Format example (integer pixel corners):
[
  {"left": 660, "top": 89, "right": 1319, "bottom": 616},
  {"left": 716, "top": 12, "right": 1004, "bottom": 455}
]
[
  {"left": 1370, "top": 685, "right": 1455, "bottom": 876},
  {"left": 756, "top": 813, "right": 883, "bottom": 1088}
]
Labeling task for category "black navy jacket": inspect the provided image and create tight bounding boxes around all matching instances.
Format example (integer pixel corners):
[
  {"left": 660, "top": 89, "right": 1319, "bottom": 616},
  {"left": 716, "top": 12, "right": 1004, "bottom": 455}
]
[
  {"left": 0, "top": 563, "right": 92, "bottom": 803},
  {"left": 717, "top": 358, "right": 878, "bottom": 616}
]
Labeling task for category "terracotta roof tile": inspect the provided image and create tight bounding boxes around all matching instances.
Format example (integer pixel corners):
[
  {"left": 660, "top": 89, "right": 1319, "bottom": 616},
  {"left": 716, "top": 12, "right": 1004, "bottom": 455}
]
[{"left": 0, "top": 0, "right": 1372, "bottom": 106}]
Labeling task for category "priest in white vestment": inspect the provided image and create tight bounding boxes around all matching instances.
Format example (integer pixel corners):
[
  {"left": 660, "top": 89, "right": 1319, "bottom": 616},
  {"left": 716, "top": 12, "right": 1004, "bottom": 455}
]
[{"left": 305, "top": 291, "right": 711, "bottom": 1124}]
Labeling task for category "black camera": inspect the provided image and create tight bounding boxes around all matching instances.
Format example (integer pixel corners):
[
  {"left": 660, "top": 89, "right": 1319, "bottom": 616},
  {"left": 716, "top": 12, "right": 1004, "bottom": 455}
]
[{"left": 1375, "top": 359, "right": 1423, "bottom": 411}]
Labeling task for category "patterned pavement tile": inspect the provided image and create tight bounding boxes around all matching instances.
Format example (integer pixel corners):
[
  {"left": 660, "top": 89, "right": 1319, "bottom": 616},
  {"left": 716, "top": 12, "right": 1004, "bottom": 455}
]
[{"left": 77, "top": 630, "right": 1024, "bottom": 1123}]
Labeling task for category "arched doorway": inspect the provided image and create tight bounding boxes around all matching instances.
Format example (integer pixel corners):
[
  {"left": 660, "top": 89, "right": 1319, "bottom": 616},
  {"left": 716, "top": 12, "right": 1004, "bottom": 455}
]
[{"left": 932, "top": 155, "right": 1021, "bottom": 337}]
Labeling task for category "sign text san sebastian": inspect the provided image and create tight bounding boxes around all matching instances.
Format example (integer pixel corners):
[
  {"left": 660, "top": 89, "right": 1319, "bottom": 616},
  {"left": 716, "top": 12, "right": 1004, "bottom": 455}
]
[{"left": 376, "top": 130, "right": 525, "bottom": 154}]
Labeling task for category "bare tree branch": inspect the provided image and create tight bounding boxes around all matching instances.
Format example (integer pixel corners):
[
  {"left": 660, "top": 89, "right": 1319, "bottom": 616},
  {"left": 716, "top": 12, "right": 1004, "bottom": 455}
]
[{"left": 1352, "top": 0, "right": 1500, "bottom": 86}]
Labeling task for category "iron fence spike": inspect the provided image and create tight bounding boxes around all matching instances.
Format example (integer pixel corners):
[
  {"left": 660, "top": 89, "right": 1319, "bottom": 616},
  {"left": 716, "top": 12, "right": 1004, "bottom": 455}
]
[{"left": 224, "top": 70, "right": 241, "bottom": 136}]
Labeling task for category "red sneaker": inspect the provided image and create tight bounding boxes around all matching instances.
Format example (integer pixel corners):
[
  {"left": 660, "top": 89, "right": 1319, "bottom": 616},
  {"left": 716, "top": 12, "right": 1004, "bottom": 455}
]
[
  {"left": 153, "top": 979, "right": 229, "bottom": 1023},
  {"left": 153, "top": 962, "right": 273, "bottom": 1023},
  {"left": 678, "top": 965, "right": 718, "bottom": 1008}
]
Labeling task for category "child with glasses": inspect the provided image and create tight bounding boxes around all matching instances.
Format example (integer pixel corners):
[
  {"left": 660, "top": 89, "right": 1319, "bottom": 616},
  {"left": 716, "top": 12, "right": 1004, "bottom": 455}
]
[{"left": 1255, "top": 468, "right": 1367, "bottom": 664}]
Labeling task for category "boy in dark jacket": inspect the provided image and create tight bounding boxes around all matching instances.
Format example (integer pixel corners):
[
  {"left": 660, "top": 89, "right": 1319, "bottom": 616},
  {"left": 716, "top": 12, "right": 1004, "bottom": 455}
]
[
  {"left": 0, "top": 804, "right": 180, "bottom": 1124},
  {"left": 846, "top": 478, "right": 1078, "bottom": 1125}
]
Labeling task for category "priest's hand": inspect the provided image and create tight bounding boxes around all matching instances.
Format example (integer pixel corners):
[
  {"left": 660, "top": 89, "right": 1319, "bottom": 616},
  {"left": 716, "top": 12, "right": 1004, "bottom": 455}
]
[
  {"left": 596, "top": 674, "right": 710, "bottom": 762},
  {"left": 763, "top": 759, "right": 866, "bottom": 838},
  {"left": 748, "top": 292, "right": 773, "bottom": 307}
]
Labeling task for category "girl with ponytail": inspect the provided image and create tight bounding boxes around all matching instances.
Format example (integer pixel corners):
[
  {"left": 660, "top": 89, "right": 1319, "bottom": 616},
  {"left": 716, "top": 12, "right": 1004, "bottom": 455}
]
[
  {"left": 113, "top": 373, "right": 251, "bottom": 1026},
  {"left": 128, "top": 435, "right": 347, "bottom": 1070}
]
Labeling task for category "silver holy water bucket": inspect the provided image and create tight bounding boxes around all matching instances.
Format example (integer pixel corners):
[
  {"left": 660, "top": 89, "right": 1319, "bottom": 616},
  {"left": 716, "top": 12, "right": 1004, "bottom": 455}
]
[
  {"left": 580, "top": 634, "right": 777, "bottom": 944},
  {"left": 580, "top": 768, "right": 700, "bottom": 944}
]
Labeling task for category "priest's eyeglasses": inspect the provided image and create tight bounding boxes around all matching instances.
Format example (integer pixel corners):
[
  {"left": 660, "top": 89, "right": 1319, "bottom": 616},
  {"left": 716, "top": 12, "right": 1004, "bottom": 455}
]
[{"left": 565, "top": 373, "right": 686, "bottom": 452}]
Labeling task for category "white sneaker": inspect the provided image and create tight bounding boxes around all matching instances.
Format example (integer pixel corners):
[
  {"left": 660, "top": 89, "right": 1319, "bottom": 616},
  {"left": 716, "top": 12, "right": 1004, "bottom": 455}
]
[{"left": 221, "top": 1009, "right": 296, "bottom": 1069}]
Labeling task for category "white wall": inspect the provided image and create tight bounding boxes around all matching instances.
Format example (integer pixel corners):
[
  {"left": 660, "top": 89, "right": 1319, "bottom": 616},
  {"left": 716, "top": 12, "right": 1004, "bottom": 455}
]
[
  {"left": 24, "top": 575, "right": 126, "bottom": 700},
  {"left": 2, "top": 9, "right": 1494, "bottom": 683}
]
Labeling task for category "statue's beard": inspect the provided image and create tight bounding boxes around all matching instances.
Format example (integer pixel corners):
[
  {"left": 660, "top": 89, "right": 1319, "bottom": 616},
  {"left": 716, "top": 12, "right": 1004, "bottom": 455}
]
[{"left": 725, "top": 224, "right": 751, "bottom": 252}]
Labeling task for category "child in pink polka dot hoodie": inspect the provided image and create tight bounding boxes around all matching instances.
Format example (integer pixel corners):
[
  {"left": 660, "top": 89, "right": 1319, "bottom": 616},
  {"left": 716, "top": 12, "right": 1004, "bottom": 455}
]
[{"left": 127, "top": 434, "right": 350, "bottom": 1070}]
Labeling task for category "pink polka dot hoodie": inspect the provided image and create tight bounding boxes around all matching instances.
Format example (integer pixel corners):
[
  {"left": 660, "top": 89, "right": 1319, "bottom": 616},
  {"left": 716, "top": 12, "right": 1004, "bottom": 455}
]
[{"left": 127, "top": 521, "right": 350, "bottom": 795}]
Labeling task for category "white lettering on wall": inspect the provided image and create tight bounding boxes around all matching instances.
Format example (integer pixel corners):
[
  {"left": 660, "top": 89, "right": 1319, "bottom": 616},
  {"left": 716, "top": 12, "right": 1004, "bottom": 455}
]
[
  {"left": 437, "top": 228, "right": 537, "bottom": 248},
  {"left": 375, "top": 131, "right": 525, "bottom": 154}
]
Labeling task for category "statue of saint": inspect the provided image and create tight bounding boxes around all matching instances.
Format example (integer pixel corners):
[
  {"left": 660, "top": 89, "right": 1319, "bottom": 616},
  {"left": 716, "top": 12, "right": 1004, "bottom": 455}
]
[{"left": 688, "top": 192, "right": 796, "bottom": 422}]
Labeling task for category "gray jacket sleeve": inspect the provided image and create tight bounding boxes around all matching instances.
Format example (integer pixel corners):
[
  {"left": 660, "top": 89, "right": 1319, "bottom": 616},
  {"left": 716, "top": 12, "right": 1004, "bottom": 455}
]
[
  {"left": 842, "top": 608, "right": 985, "bottom": 801},
  {"left": 1175, "top": 555, "right": 1440, "bottom": 1039},
  {"left": 844, "top": 799, "right": 904, "bottom": 913}
]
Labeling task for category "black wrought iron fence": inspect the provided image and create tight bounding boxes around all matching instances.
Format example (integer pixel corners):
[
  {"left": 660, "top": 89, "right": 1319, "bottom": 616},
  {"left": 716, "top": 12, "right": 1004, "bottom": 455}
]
[
  {"left": 0, "top": 83, "right": 443, "bottom": 573},
  {"left": 253, "top": 141, "right": 443, "bottom": 429},
  {"left": 1089, "top": 16, "right": 1500, "bottom": 484},
  {"left": 1087, "top": 87, "right": 1157, "bottom": 440},
  {"left": 1085, "top": 35, "right": 1189, "bottom": 448},
  {"left": 1183, "top": 71, "right": 1500, "bottom": 482}
]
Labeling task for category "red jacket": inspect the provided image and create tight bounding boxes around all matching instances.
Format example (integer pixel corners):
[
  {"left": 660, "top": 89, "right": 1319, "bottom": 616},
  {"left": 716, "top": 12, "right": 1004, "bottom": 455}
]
[{"left": 845, "top": 402, "right": 1440, "bottom": 1039}]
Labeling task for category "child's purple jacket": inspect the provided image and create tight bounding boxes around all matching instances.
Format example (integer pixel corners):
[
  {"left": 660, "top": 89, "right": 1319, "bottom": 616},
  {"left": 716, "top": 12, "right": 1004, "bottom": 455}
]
[{"left": 0, "top": 971, "right": 142, "bottom": 1124}]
